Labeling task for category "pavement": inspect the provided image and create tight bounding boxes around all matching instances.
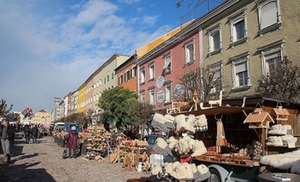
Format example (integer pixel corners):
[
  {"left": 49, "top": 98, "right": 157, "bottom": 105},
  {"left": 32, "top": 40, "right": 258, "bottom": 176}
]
[{"left": 0, "top": 132, "right": 150, "bottom": 182}]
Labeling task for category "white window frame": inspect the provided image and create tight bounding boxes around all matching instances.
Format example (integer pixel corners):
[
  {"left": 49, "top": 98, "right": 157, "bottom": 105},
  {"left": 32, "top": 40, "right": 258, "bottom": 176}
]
[
  {"left": 163, "top": 53, "right": 172, "bottom": 74},
  {"left": 132, "top": 66, "right": 137, "bottom": 78},
  {"left": 229, "top": 11, "right": 248, "bottom": 47},
  {"left": 257, "top": 0, "right": 282, "bottom": 35},
  {"left": 149, "top": 88, "right": 155, "bottom": 105},
  {"left": 140, "top": 67, "right": 145, "bottom": 84},
  {"left": 208, "top": 24, "right": 222, "bottom": 55},
  {"left": 184, "top": 39, "right": 195, "bottom": 64},
  {"left": 140, "top": 90, "right": 146, "bottom": 103},
  {"left": 230, "top": 52, "right": 251, "bottom": 89},
  {"left": 119, "top": 75, "right": 123, "bottom": 85},
  {"left": 165, "top": 82, "right": 172, "bottom": 103},
  {"left": 149, "top": 63, "right": 155, "bottom": 80},
  {"left": 258, "top": 40, "right": 284, "bottom": 75},
  {"left": 125, "top": 70, "right": 130, "bottom": 82}
]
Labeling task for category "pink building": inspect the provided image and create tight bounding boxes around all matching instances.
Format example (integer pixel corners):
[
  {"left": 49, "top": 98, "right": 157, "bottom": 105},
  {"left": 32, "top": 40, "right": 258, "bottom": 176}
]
[{"left": 137, "top": 23, "right": 201, "bottom": 113}]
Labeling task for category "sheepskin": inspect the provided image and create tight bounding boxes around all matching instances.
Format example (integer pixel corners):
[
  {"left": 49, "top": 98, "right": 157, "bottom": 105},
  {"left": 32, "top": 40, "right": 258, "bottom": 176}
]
[
  {"left": 186, "top": 114, "right": 196, "bottom": 133},
  {"left": 175, "top": 114, "right": 187, "bottom": 131},
  {"left": 195, "top": 114, "right": 207, "bottom": 127},
  {"left": 268, "top": 124, "right": 291, "bottom": 135},
  {"left": 151, "top": 164, "right": 162, "bottom": 175},
  {"left": 260, "top": 149, "right": 300, "bottom": 170},
  {"left": 191, "top": 140, "right": 207, "bottom": 157}
]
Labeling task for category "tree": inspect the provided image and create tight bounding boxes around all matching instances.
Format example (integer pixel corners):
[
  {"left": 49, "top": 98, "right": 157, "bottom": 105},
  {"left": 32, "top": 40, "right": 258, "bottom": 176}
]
[
  {"left": 86, "top": 109, "right": 94, "bottom": 125},
  {"left": 256, "top": 61, "right": 300, "bottom": 103},
  {"left": 200, "top": 66, "right": 223, "bottom": 103},
  {"left": 129, "top": 101, "right": 154, "bottom": 138},
  {"left": 176, "top": 66, "right": 223, "bottom": 103},
  {"left": 98, "top": 86, "right": 139, "bottom": 131},
  {"left": 0, "top": 99, "right": 13, "bottom": 117}
]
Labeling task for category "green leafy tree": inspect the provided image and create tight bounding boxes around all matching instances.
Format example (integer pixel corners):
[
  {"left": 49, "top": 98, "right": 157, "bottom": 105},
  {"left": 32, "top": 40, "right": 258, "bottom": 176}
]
[
  {"left": 256, "top": 61, "right": 300, "bottom": 103},
  {"left": 98, "top": 86, "right": 138, "bottom": 131}
]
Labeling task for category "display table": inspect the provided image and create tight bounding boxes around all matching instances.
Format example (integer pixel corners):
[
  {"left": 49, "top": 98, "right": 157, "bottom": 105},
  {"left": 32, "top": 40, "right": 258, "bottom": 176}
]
[{"left": 258, "top": 173, "right": 300, "bottom": 182}]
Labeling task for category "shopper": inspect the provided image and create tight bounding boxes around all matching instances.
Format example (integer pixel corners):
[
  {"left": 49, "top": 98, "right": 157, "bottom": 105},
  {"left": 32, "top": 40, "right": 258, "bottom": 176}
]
[
  {"left": 23, "top": 124, "right": 31, "bottom": 143},
  {"left": 65, "top": 126, "right": 78, "bottom": 158},
  {"left": 31, "top": 124, "right": 39, "bottom": 144},
  {"left": 0, "top": 119, "right": 15, "bottom": 163}
]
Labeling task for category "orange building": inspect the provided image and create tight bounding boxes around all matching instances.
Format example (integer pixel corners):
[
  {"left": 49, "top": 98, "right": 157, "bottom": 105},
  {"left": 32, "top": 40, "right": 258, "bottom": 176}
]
[{"left": 115, "top": 54, "right": 137, "bottom": 92}]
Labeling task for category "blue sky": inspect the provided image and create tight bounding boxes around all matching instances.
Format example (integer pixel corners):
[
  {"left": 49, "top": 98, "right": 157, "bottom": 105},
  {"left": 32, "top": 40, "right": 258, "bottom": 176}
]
[{"left": 0, "top": 0, "right": 223, "bottom": 113}]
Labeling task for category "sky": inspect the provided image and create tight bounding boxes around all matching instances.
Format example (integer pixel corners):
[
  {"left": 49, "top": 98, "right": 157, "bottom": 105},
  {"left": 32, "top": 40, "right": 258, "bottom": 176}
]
[{"left": 0, "top": 0, "right": 224, "bottom": 113}]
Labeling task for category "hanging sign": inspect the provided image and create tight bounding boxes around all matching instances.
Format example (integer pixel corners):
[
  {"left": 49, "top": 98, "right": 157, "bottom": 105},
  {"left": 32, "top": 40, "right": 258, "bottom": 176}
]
[
  {"left": 157, "top": 90, "right": 165, "bottom": 103},
  {"left": 156, "top": 76, "right": 164, "bottom": 88}
]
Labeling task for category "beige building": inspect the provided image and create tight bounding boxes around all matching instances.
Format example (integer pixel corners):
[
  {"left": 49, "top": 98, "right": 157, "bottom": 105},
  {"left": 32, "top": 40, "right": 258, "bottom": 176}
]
[
  {"left": 31, "top": 109, "right": 52, "bottom": 125},
  {"left": 199, "top": 0, "right": 300, "bottom": 100}
]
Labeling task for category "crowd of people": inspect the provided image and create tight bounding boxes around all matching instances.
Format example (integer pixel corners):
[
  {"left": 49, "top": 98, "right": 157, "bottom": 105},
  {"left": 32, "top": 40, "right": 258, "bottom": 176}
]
[
  {"left": 0, "top": 119, "right": 53, "bottom": 163},
  {"left": 0, "top": 119, "right": 79, "bottom": 163}
]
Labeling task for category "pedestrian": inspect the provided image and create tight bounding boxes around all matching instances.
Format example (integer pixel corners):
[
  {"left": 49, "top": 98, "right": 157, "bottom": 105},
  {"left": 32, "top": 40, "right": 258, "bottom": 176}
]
[
  {"left": 31, "top": 124, "right": 39, "bottom": 144},
  {"left": 0, "top": 119, "right": 15, "bottom": 163},
  {"left": 23, "top": 124, "right": 31, "bottom": 143},
  {"left": 38, "top": 125, "right": 44, "bottom": 138},
  {"left": 65, "top": 126, "right": 78, "bottom": 158}
]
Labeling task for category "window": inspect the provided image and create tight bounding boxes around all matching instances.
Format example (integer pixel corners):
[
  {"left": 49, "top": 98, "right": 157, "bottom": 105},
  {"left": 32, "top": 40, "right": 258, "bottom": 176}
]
[
  {"left": 149, "top": 88, "right": 155, "bottom": 105},
  {"left": 165, "top": 82, "right": 172, "bottom": 103},
  {"left": 140, "top": 67, "right": 145, "bottom": 84},
  {"left": 111, "top": 72, "right": 115, "bottom": 79},
  {"left": 208, "top": 25, "right": 221, "bottom": 55},
  {"left": 257, "top": 0, "right": 281, "bottom": 35},
  {"left": 149, "top": 63, "right": 155, "bottom": 80},
  {"left": 229, "top": 11, "right": 247, "bottom": 47},
  {"left": 230, "top": 52, "right": 250, "bottom": 89},
  {"left": 132, "top": 66, "right": 137, "bottom": 78},
  {"left": 104, "top": 77, "right": 106, "bottom": 84},
  {"left": 107, "top": 75, "right": 110, "bottom": 82},
  {"left": 119, "top": 75, "right": 123, "bottom": 85},
  {"left": 184, "top": 40, "right": 195, "bottom": 64},
  {"left": 265, "top": 50, "right": 282, "bottom": 74},
  {"left": 209, "top": 62, "right": 223, "bottom": 93},
  {"left": 125, "top": 70, "right": 130, "bottom": 82},
  {"left": 163, "top": 53, "right": 172, "bottom": 74},
  {"left": 258, "top": 40, "right": 284, "bottom": 75},
  {"left": 140, "top": 90, "right": 145, "bottom": 103}
]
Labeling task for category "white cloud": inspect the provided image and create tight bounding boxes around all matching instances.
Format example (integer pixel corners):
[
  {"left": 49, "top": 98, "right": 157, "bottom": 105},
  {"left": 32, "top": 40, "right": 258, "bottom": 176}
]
[{"left": 0, "top": 0, "right": 172, "bottom": 113}]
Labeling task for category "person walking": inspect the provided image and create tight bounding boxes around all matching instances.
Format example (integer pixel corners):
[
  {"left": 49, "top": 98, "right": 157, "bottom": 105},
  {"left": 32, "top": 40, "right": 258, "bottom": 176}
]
[
  {"left": 23, "top": 124, "right": 31, "bottom": 143},
  {"left": 65, "top": 126, "right": 78, "bottom": 158},
  {"left": 0, "top": 119, "right": 15, "bottom": 163},
  {"left": 31, "top": 124, "right": 39, "bottom": 144}
]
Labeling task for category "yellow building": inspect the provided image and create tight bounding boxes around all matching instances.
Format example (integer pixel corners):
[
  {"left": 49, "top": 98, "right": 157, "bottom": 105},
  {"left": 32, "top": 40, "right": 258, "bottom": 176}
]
[
  {"left": 77, "top": 84, "right": 87, "bottom": 113},
  {"left": 31, "top": 109, "right": 51, "bottom": 125}
]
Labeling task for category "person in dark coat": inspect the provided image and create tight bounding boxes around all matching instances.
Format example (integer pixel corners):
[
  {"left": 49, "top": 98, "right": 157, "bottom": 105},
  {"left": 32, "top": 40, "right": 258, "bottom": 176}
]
[
  {"left": 23, "top": 125, "right": 31, "bottom": 143},
  {"left": 65, "top": 126, "right": 78, "bottom": 158},
  {"left": 0, "top": 119, "right": 15, "bottom": 162},
  {"left": 31, "top": 124, "right": 39, "bottom": 144}
]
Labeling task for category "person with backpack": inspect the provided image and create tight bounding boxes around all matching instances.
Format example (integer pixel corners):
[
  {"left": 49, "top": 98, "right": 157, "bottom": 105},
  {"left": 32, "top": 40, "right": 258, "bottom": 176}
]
[{"left": 65, "top": 126, "right": 78, "bottom": 158}]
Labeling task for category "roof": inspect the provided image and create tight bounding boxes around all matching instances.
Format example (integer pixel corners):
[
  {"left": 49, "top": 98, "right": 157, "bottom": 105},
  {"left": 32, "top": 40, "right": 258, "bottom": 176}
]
[{"left": 172, "top": 106, "right": 255, "bottom": 117}]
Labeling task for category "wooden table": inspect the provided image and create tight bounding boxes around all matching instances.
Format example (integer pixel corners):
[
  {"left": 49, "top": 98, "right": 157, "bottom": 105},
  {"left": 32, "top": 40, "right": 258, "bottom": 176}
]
[{"left": 258, "top": 173, "right": 300, "bottom": 182}]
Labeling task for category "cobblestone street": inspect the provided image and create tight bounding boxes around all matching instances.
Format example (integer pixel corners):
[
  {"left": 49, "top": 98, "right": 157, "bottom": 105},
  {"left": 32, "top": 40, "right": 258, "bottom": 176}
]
[{"left": 0, "top": 133, "right": 150, "bottom": 182}]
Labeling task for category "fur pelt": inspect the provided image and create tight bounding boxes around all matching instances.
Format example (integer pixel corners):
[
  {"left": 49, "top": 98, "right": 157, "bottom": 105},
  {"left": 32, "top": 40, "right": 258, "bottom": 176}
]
[{"left": 260, "top": 149, "right": 300, "bottom": 171}]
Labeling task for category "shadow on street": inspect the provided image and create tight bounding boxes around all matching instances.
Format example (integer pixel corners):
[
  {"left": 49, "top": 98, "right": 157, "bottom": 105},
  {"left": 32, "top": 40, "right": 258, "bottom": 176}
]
[{"left": 0, "top": 133, "right": 56, "bottom": 182}]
